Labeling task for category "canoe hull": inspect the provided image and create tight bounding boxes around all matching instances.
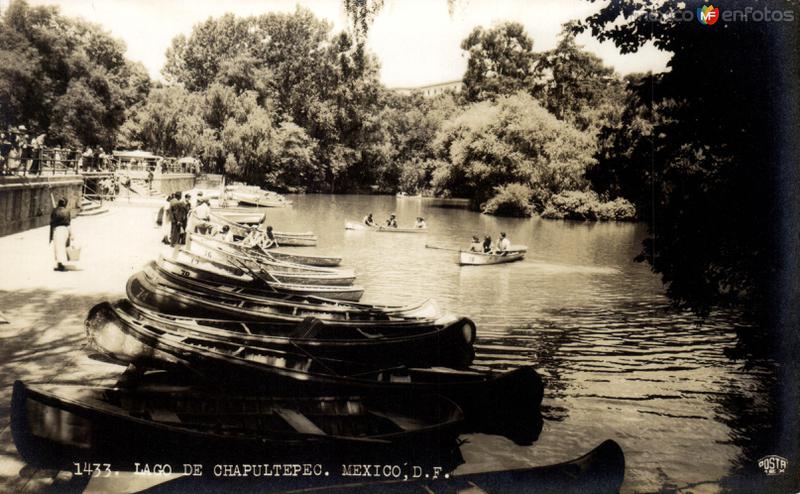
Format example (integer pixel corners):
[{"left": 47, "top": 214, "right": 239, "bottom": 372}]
[
  {"left": 459, "top": 251, "right": 525, "bottom": 265},
  {"left": 11, "top": 380, "right": 462, "bottom": 470},
  {"left": 345, "top": 221, "right": 427, "bottom": 233}
]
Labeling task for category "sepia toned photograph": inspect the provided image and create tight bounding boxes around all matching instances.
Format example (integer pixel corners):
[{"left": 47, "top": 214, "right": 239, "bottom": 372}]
[{"left": 0, "top": 0, "right": 798, "bottom": 492}]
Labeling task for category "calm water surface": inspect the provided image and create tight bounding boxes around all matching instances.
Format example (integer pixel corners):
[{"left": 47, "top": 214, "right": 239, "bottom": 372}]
[{"left": 255, "top": 194, "right": 774, "bottom": 493}]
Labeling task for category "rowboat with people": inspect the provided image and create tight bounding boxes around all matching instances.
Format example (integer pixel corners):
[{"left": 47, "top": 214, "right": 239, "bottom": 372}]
[
  {"left": 11, "top": 380, "right": 461, "bottom": 469},
  {"left": 192, "top": 233, "right": 341, "bottom": 267},
  {"left": 209, "top": 212, "right": 317, "bottom": 246},
  {"left": 459, "top": 250, "right": 526, "bottom": 266},
  {"left": 345, "top": 221, "right": 427, "bottom": 233}
]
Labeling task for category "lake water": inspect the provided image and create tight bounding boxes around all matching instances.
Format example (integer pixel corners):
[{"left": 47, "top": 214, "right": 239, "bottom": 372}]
[{"left": 248, "top": 194, "right": 775, "bottom": 493}]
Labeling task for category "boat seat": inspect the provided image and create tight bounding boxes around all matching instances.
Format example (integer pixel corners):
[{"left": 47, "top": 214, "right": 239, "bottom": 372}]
[{"left": 274, "top": 408, "right": 326, "bottom": 435}]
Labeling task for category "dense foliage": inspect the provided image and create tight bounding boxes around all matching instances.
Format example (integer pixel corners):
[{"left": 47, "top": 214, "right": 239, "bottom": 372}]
[{"left": 0, "top": 0, "right": 149, "bottom": 148}]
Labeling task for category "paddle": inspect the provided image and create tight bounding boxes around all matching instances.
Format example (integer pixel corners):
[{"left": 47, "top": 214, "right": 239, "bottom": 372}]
[{"left": 424, "top": 244, "right": 462, "bottom": 252}]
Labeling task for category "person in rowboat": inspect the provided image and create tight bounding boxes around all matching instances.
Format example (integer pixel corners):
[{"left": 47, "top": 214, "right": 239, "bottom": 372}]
[
  {"left": 262, "top": 225, "right": 279, "bottom": 249},
  {"left": 363, "top": 213, "right": 376, "bottom": 226},
  {"left": 497, "top": 232, "right": 511, "bottom": 255},
  {"left": 415, "top": 217, "right": 427, "bottom": 229},
  {"left": 386, "top": 214, "right": 398, "bottom": 228},
  {"left": 469, "top": 235, "right": 482, "bottom": 252},
  {"left": 482, "top": 235, "right": 493, "bottom": 253}
]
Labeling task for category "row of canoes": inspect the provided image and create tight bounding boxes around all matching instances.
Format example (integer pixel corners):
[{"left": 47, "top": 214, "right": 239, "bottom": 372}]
[{"left": 10, "top": 209, "right": 625, "bottom": 491}]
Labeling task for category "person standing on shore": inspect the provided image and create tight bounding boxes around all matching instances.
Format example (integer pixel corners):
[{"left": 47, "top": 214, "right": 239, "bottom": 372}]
[
  {"left": 169, "top": 192, "right": 186, "bottom": 246},
  {"left": 49, "top": 198, "right": 72, "bottom": 271}
]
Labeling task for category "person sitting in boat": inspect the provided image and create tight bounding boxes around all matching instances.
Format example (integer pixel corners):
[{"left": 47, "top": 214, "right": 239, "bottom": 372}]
[
  {"left": 482, "top": 235, "right": 493, "bottom": 253},
  {"left": 469, "top": 236, "right": 482, "bottom": 252},
  {"left": 213, "top": 225, "right": 234, "bottom": 242},
  {"left": 415, "top": 217, "right": 427, "bottom": 229},
  {"left": 363, "top": 213, "right": 376, "bottom": 226},
  {"left": 242, "top": 227, "right": 265, "bottom": 248},
  {"left": 386, "top": 214, "right": 398, "bottom": 228},
  {"left": 497, "top": 232, "right": 511, "bottom": 255},
  {"left": 261, "top": 225, "right": 279, "bottom": 249}
]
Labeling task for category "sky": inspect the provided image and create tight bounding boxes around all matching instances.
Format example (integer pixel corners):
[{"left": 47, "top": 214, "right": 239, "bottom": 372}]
[{"left": 22, "top": 0, "right": 671, "bottom": 87}]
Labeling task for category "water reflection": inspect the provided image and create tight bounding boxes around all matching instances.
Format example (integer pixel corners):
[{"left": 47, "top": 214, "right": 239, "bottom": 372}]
[{"left": 256, "top": 194, "right": 777, "bottom": 492}]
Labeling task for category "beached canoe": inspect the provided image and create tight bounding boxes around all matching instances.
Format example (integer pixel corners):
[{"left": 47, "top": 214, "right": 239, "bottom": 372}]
[
  {"left": 93, "top": 300, "right": 476, "bottom": 369},
  {"left": 210, "top": 209, "right": 265, "bottom": 224},
  {"left": 11, "top": 380, "right": 461, "bottom": 469},
  {"left": 185, "top": 240, "right": 356, "bottom": 286},
  {"left": 209, "top": 213, "right": 317, "bottom": 246},
  {"left": 189, "top": 235, "right": 350, "bottom": 276},
  {"left": 346, "top": 221, "right": 427, "bottom": 233},
  {"left": 459, "top": 250, "right": 525, "bottom": 266},
  {"left": 85, "top": 305, "right": 543, "bottom": 440},
  {"left": 133, "top": 264, "right": 432, "bottom": 325},
  {"left": 189, "top": 234, "right": 342, "bottom": 267},
  {"left": 161, "top": 252, "right": 365, "bottom": 302}
]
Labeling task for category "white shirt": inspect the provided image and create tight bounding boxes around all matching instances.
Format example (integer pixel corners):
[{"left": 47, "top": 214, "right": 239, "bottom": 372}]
[
  {"left": 194, "top": 202, "right": 210, "bottom": 221},
  {"left": 498, "top": 237, "right": 511, "bottom": 251}
]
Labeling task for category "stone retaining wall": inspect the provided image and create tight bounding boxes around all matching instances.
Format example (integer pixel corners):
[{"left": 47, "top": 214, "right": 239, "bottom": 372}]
[{"left": 0, "top": 175, "right": 84, "bottom": 237}]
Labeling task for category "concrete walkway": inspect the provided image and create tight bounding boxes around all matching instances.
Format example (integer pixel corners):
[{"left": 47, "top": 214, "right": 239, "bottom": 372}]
[{"left": 0, "top": 202, "right": 173, "bottom": 493}]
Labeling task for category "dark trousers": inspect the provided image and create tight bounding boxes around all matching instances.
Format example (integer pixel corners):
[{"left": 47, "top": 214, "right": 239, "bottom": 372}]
[{"left": 170, "top": 221, "right": 185, "bottom": 246}]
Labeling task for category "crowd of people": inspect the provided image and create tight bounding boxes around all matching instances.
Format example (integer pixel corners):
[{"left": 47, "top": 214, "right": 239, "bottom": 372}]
[{"left": 158, "top": 191, "right": 216, "bottom": 246}]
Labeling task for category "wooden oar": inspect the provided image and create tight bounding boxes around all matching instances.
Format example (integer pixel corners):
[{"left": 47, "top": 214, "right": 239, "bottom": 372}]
[{"left": 425, "top": 244, "right": 463, "bottom": 252}]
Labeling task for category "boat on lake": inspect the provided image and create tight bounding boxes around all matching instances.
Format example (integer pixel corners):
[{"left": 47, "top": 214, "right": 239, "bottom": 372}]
[
  {"left": 11, "top": 380, "right": 461, "bottom": 469},
  {"left": 345, "top": 221, "right": 427, "bottom": 233},
  {"left": 224, "top": 185, "right": 292, "bottom": 208},
  {"left": 459, "top": 250, "right": 526, "bottom": 266},
  {"left": 191, "top": 234, "right": 341, "bottom": 267}
]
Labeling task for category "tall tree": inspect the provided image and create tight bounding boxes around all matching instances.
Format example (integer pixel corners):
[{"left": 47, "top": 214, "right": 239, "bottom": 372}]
[{"left": 460, "top": 22, "right": 537, "bottom": 102}]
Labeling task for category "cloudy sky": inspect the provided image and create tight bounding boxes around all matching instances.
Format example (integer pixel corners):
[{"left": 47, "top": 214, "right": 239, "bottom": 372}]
[{"left": 23, "top": 0, "right": 670, "bottom": 87}]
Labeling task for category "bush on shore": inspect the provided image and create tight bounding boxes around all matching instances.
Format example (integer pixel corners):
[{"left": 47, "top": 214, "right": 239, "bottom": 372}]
[
  {"left": 541, "top": 190, "right": 636, "bottom": 221},
  {"left": 481, "top": 183, "right": 534, "bottom": 217}
]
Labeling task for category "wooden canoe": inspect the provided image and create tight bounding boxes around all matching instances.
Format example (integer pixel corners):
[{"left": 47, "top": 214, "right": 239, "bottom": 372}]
[
  {"left": 185, "top": 241, "right": 357, "bottom": 286},
  {"left": 98, "top": 300, "right": 476, "bottom": 369},
  {"left": 149, "top": 260, "right": 440, "bottom": 319},
  {"left": 209, "top": 213, "right": 317, "bottom": 246},
  {"left": 210, "top": 209, "right": 265, "bottom": 224},
  {"left": 190, "top": 234, "right": 342, "bottom": 267},
  {"left": 132, "top": 265, "right": 435, "bottom": 326},
  {"left": 86, "top": 305, "right": 543, "bottom": 442},
  {"left": 11, "top": 380, "right": 461, "bottom": 469},
  {"left": 189, "top": 235, "right": 352, "bottom": 276},
  {"left": 459, "top": 250, "right": 525, "bottom": 266},
  {"left": 345, "top": 221, "right": 427, "bottom": 233},
  {"left": 164, "top": 251, "right": 365, "bottom": 301}
]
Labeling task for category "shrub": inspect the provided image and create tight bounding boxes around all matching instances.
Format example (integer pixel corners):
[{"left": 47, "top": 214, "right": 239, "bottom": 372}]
[
  {"left": 541, "top": 190, "right": 636, "bottom": 221},
  {"left": 481, "top": 183, "right": 534, "bottom": 217}
]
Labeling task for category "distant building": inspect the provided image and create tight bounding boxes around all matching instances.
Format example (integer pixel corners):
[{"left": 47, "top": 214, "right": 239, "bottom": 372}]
[{"left": 391, "top": 80, "right": 463, "bottom": 98}]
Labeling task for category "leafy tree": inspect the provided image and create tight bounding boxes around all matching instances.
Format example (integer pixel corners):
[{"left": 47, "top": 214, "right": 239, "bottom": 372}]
[
  {"left": 432, "top": 92, "right": 595, "bottom": 209},
  {"left": 580, "top": 0, "right": 800, "bottom": 327},
  {"left": 531, "top": 26, "right": 626, "bottom": 133},
  {"left": 460, "top": 22, "right": 537, "bottom": 102},
  {"left": 0, "top": 0, "right": 149, "bottom": 147}
]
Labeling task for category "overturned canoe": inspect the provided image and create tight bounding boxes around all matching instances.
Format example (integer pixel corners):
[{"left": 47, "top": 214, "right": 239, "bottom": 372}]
[
  {"left": 459, "top": 250, "right": 525, "bottom": 266},
  {"left": 85, "top": 305, "right": 542, "bottom": 440},
  {"left": 11, "top": 380, "right": 461, "bottom": 470},
  {"left": 345, "top": 221, "right": 427, "bottom": 233},
  {"left": 97, "top": 300, "right": 476, "bottom": 369}
]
